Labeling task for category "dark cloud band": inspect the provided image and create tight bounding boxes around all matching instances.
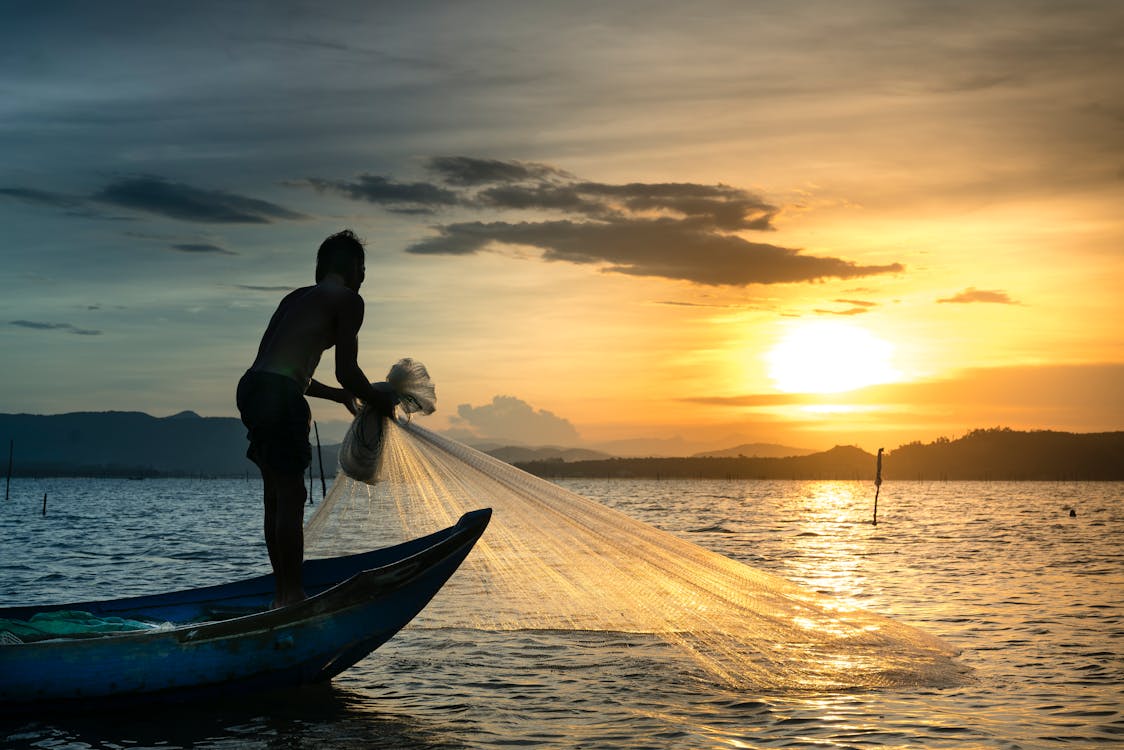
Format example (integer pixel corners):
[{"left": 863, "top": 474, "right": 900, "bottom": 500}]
[
  {"left": 427, "top": 156, "right": 570, "bottom": 186},
  {"left": 407, "top": 218, "right": 903, "bottom": 286},
  {"left": 10, "top": 320, "right": 101, "bottom": 336},
  {"left": 296, "top": 175, "right": 458, "bottom": 214},
  {"left": 0, "top": 187, "right": 84, "bottom": 210},
  {"left": 296, "top": 156, "right": 908, "bottom": 286},
  {"left": 93, "top": 177, "right": 304, "bottom": 223},
  {"left": 234, "top": 284, "right": 294, "bottom": 292},
  {"left": 171, "top": 243, "right": 235, "bottom": 255}
]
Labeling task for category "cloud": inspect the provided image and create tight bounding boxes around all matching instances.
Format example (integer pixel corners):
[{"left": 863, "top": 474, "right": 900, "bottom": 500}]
[
  {"left": 656, "top": 300, "right": 733, "bottom": 308},
  {"left": 473, "top": 182, "right": 606, "bottom": 215},
  {"left": 171, "top": 243, "right": 236, "bottom": 255},
  {"left": 938, "top": 288, "right": 1019, "bottom": 304},
  {"left": 814, "top": 297, "right": 879, "bottom": 315},
  {"left": 449, "top": 395, "right": 582, "bottom": 445},
  {"left": 687, "top": 393, "right": 821, "bottom": 407},
  {"left": 427, "top": 156, "right": 571, "bottom": 186},
  {"left": 407, "top": 218, "right": 903, "bottom": 286},
  {"left": 233, "top": 284, "right": 293, "bottom": 292},
  {"left": 304, "top": 157, "right": 904, "bottom": 287},
  {"left": 294, "top": 175, "right": 458, "bottom": 214},
  {"left": 474, "top": 180, "right": 778, "bottom": 231},
  {"left": 92, "top": 177, "right": 305, "bottom": 223},
  {"left": 0, "top": 187, "right": 84, "bottom": 210},
  {"left": 0, "top": 186, "right": 122, "bottom": 220},
  {"left": 815, "top": 306, "right": 871, "bottom": 316},
  {"left": 10, "top": 320, "right": 101, "bottom": 336}
]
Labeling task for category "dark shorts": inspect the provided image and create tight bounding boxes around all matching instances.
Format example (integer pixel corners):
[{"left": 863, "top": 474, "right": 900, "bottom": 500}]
[{"left": 236, "top": 370, "right": 312, "bottom": 476}]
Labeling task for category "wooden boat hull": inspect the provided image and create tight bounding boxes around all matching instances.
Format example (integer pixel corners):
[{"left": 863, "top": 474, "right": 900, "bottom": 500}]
[{"left": 0, "top": 508, "right": 491, "bottom": 713}]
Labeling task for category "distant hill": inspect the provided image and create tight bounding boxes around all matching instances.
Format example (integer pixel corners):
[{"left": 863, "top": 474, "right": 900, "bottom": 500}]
[
  {"left": 883, "top": 428, "right": 1124, "bottom": 481},
  {"left": 483, "top": 445, "right": 612, "bottom": 464},
  {"left": 516, "top": 429, "right": 1124, "bottom": 481},
  {"left": 692, "top": 442, "right": 815, "bottom": 459},
  {"left": 0, "top": 411, "right": 258, "bottom": 477}
]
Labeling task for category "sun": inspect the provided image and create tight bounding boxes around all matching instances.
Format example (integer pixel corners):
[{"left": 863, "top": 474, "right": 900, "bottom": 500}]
[{"left": 766, "top": 321, "right": 901, "bottom": 394}]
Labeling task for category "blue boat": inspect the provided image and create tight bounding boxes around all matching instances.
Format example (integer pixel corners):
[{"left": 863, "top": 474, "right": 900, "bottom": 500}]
[{"left": 0, "top": 508, "right": 491, "bottom": 713}]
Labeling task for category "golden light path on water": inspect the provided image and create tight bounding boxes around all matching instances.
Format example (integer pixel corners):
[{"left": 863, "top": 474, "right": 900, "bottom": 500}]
[{"left": 790, "top": 482, "right": 872, "bottom": 609}]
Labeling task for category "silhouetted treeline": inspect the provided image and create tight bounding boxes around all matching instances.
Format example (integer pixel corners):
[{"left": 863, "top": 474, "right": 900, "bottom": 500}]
[
  {"left": 882, "top": 428, "right": 1124, "bottom": 481},
  {"left": 518, "top": 429, "right": 1124, "bottom": 481},
  {"left": 518, "top": 445, "right": 877, "bottom": 480}
]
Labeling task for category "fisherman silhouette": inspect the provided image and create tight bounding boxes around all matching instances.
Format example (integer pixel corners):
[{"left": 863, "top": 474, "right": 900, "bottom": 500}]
[{"left": 236, "top": 230, "right": 396, "bottom": 608}]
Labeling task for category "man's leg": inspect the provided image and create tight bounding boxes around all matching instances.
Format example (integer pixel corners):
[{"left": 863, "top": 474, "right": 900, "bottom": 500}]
[
  {"left": 264, "top": 467, "right": 308, "bottom": 608},
  {"left": 261, "top": 470, "right": 279, "bottom": 576}
]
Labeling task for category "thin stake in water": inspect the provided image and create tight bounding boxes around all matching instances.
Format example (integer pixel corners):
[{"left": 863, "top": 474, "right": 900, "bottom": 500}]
[
  {"left": 314, "top": 421, "right": 326, "bottom": 500},
  {"left": 5, "top": 439, "right": 11, "bottom": 502},
  {"left": 873, "top": 447, "right": 884, "bottom": 525}
]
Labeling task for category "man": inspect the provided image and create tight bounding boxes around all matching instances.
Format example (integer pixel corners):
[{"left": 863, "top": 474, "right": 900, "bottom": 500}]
[{"left": 236, "top": 229, "right": 395, "bottom": 607}]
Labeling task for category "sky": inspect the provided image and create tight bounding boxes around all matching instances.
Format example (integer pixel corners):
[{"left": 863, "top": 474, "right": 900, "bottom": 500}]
[{"left": 2, "top": 0, "right": 1122, "bottom": 454}]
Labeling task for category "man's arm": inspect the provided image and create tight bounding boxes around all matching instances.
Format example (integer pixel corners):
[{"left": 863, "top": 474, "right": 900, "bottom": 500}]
[
  {"left": 334, "top": 292, "right": 396, "bottom": 416},
  {"left": 306, "top": 379, "right": 357, "bottom": 414}
]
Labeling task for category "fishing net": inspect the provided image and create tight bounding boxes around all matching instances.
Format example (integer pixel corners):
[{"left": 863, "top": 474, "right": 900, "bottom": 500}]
[
  {"left": 338, "top": 358, "right": 436, "bottom": 483},
  {"left": 307, "top": 371, "right": 963, "bottom": 691}
]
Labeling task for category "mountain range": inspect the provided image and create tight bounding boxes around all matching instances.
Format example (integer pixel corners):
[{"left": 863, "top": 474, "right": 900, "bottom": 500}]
[{"left": 0, "top": 411, "right": 257, "bottom": 477}]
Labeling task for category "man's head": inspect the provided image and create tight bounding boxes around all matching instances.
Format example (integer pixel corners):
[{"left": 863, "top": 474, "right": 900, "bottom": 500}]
[{"left": 316, "top": 229, "right": 366, "bottom": 289}]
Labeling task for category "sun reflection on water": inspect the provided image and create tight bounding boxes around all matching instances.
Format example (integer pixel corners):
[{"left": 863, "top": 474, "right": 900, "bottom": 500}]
[{"left": 786, "top": 482, "right": 874, "bottom": 610}]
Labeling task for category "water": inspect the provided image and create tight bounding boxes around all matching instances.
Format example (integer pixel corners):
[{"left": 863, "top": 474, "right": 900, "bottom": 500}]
[{"left": 2, "top": 477, "right": 1121, "bottom": 749}]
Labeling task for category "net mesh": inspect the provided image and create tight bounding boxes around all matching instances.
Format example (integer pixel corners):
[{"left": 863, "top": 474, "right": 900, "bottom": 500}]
[{"left": 306, "top": 418, "right": 964, "bottom": 690}]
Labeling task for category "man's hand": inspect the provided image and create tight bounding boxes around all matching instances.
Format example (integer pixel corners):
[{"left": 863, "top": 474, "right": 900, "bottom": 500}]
[{"left": 368, "top": 384, "right": 399, "bottom": 419}]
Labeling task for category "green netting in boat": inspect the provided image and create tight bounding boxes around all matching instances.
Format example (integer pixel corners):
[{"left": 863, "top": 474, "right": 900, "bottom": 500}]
[{"left": 0, "top": 610, "right": 160, "bottom": 644}]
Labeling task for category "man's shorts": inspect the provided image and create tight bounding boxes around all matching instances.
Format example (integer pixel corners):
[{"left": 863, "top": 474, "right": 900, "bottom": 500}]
[{"left": 236, "top": 370, "right": 312, "bottom": 476}]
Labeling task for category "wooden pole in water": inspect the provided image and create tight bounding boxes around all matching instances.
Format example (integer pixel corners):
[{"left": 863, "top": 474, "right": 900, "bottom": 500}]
[
  {"left": 872, "top": 447, "right": 884, "bottom": 526},
  {"left": 42, "top": 492, "right": 47, "bottom": 516},
  {"left": 5, "top": 439, "right": 11, "bottom": 501},
  {"left": 314, "top": 421, "right": 326, "bottom": 500}
]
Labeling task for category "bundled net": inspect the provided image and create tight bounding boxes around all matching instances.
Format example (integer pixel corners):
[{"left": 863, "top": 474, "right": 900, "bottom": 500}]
[
  {"left": 307, "top": 365, "right": 963, "bottom": 690},
  {"left": 338, "top": 358, "right": 436, "bottom": 483}
]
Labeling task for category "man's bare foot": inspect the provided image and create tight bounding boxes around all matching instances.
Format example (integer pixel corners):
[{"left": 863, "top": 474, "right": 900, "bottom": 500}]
[{"left": 270, "top": 591, "right": 308, "bottom": 610}]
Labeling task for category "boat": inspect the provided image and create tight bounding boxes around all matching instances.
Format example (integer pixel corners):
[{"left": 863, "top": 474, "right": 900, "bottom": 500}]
[{"left": 0, "top": 508, "right": 491, "bottom": 713}]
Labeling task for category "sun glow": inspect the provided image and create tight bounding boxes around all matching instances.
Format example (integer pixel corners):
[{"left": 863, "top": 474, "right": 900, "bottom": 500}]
[{"left": 766, "top": 322, "right": 900, "bottom": 394}]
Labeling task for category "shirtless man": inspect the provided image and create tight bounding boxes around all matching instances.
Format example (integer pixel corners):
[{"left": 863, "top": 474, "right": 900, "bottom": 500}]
[{"left": 236, "top": 229, "right": 395, "bottom": 607}]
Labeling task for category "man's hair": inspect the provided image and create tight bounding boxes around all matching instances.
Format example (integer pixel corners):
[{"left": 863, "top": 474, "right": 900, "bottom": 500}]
[{"left": 315, "top": 229, "right": 365, "bottom": 283}]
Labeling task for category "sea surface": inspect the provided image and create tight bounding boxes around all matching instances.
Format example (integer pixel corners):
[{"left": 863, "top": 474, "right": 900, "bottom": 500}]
[{"left": 1, "top": 476, "right": 1121, "bottom": 749}]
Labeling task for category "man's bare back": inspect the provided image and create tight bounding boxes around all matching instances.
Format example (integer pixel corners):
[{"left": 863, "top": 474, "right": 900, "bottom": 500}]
[{"left": 249, "top": 280, "right": 363, "bottom": 393}]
